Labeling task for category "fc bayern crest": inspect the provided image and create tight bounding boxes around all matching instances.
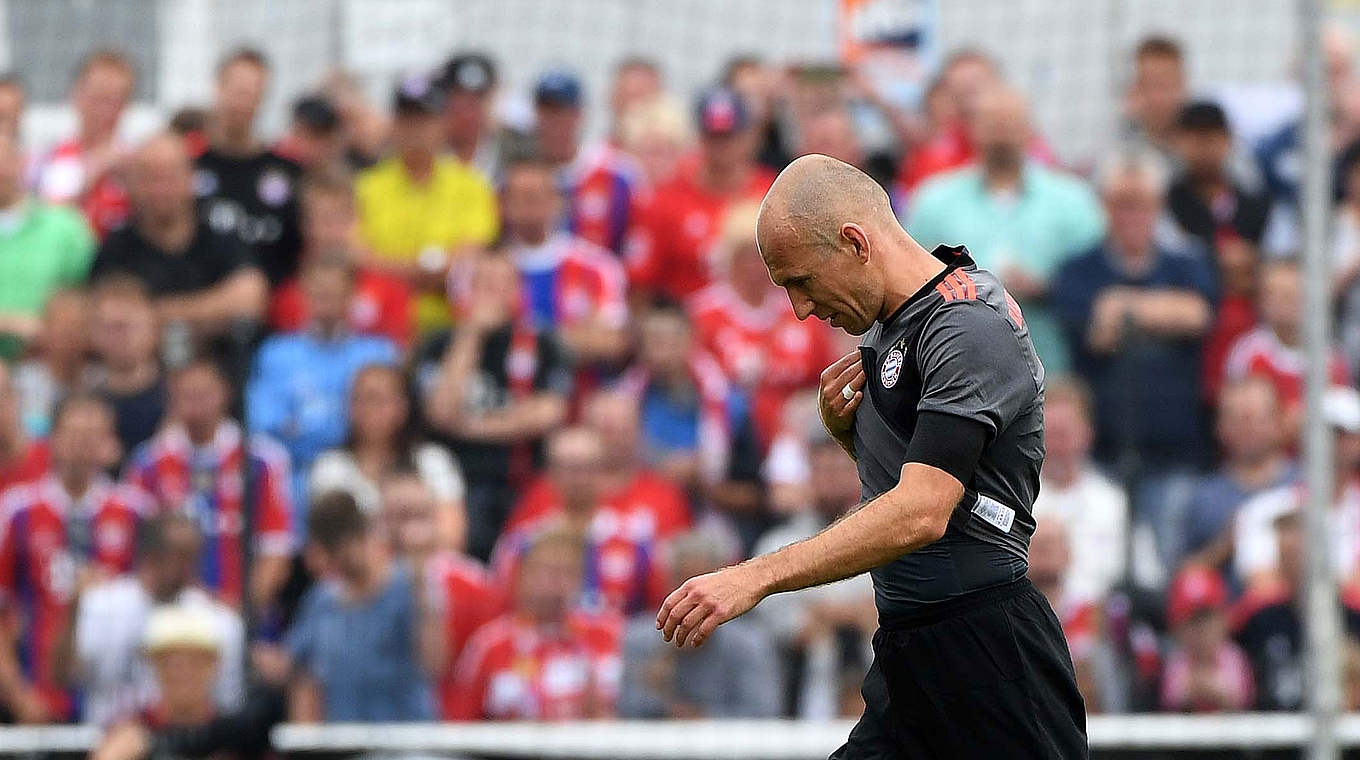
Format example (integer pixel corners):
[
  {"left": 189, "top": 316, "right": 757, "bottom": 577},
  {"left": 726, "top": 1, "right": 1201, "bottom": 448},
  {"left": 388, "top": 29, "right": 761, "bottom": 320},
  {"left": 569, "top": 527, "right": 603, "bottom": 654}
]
[{"left": 881, "top": 348, "right": 904, "bottom": 389}]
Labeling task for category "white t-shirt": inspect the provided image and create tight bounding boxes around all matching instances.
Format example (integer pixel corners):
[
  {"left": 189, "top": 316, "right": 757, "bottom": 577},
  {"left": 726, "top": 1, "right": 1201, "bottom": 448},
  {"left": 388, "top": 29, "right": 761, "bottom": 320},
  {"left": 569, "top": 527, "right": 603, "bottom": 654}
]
[
  {"left": 309, "top": 442, "right": 465, "bottom": 515},
  {"left": 1033, "top": 466, "right": 1129, "bottom": 601},
  {"left": 1233, "top": 481, "right": 1360, "bottom": 583}
]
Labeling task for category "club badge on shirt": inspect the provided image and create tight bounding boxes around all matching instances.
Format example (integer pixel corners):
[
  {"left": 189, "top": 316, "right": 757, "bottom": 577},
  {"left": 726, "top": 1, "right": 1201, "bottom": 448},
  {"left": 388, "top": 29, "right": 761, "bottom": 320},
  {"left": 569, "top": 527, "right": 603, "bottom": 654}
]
[
  {"left": 881, "top": 347, "right": 904, "bottom": 389},
  {"left": 257, "top": 169, "right": 293, "bottom": 207}
]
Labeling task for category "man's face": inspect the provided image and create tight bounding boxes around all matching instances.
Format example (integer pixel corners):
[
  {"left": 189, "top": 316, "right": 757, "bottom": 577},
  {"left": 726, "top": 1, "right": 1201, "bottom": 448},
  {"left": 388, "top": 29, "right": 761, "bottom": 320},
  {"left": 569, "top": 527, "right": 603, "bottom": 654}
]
[
  {"left": 762, "top": 238, "right": 880, "bottom": 336},
  {"left": 380, "top": 477, "right": 437, "bottom": 558},
  {"left": 445, "top": 89, "right": 491, "bottom": 141},
  {"left": 391, "top": 112, "right": 443, "bottom": 159},
  {"left": 467, "top": 256, "right": 521, "bottom": 323},
  {"left": 325, "top": 533, "right": 373, "bottom": 584},
  {"left": 943, "top": 58, "right": 997, "bottom": 122},
  {"left": 638, "top": 312, "right": 691, "bottom": 373},
  {"left": 611, "top": 66, "right": 661, "bottom": 125},
  {"left": 1103, "top": 176, "right": 1161, "bottom": 256},
  {"left": 1131, "top": 54, "right": 1186, "bottom": 129},
  {"left": 1216, "top": 381, "right": 1282, "bottom": 462},
  {"left": 1043, "top": 397, "right": 1093, "bottom": 464},
  {"left": 500, "top": 165, "right": 561, "bottom": 244},
  {"left": 127, "top": 138, "right": 194, "bottom": 220},
  {"left": 92, "top": 295, "right": 157, "bottom": 369},
  {"left": 288, "top": 125, "right": 343, "bottom": 170},
  {"left": 970, "top": 92, "right": 1028, "bottom": 169},
  {"left": 536, "top": 104, "right": 581, "bottom": 162},
  {"left": 549, "top": 434, "right": 606, "bottom": 514},
  {"left": 701, "top": 131, "right": 754, "bottom": 174},
  {"left": 51, "top": 402, "right": 118, "bottom": 475},
  {"left": 150, "top": 648, "right": 219, "bottom": 719},
  {"left": 349, "top": 369, "right": 407, "bottom": 444},
  {"left": 1175, "top": 127, "right": 1231, "bottom": 180},
  {"left": 516, "top": 543, "right": 581, "bottom": 623},
  {"left": 583, "top": 396, "right": 639, "bottom": 460},
  {"left": 302, "top": 267, "right": 353, "bottom": 330},
  {"left": 215, "top": 61, "right": 266, "bottom": 135},
  {"left": 170, "top": 367, "right": 229, "bottom": 433},
  {"left": 302, "top": 190, "right": 356, "bottom": 255},
  {"left": 1259, "top": 265, "right": 1301, "bottom": 338},
  {"left": 74, "top": 63, "right": 133, "bottom": 135},
  {"left": 152, "top": 521, "right": 203, "bottom": 597}
]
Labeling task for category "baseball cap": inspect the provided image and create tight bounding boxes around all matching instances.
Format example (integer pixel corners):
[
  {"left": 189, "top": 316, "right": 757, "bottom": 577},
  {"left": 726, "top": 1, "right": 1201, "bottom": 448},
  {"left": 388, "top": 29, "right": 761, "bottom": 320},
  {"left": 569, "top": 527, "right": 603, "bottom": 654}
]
[
  {"left": 392, "top": 73, "right": 446, "bottom": 116},
  {"left": 1325, "top": 386, "right": 1360, "bottom": 433},
  {"left": 694, "top": 86, "right": 749, "bottom": 137},
  {"left": 1177, "top": 100, "right": 1230, "bottom": 133},
  {"left": 437, "top": 53, "right": 496, "bottom": 95},
  {"left": 292, "top": 94, "right": 340, "bottom": 133},
  {"left": 534, "top": 69, "right": 582, "bottom": 108},
  {"left": 143, "top": 604, "right": 222, "bottom": 655},
  {"left": 1166, "top": 564, "right": 1229, "bottom": 627}
]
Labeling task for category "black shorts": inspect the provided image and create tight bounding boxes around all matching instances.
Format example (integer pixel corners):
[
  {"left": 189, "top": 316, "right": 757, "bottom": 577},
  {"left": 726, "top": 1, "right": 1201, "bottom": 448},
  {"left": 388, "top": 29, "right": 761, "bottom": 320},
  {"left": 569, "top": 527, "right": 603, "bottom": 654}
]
[{"left": 830, "top": 577, "right": 1087, "bottom": 760}]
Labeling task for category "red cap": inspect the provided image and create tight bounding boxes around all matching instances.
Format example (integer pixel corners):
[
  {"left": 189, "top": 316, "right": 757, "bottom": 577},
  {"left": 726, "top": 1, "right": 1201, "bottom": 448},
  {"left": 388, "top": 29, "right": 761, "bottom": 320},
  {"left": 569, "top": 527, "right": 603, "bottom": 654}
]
[{"left": 1167, "top": 564, "right": 1229, "bottom": 627}]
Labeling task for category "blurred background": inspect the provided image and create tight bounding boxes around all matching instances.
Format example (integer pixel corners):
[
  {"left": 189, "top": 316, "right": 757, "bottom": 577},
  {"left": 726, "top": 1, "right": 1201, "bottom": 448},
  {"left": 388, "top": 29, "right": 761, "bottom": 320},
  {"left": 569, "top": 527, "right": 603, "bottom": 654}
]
[{"left": 0, "top": 0, "right": 1356, "bottom": 758}]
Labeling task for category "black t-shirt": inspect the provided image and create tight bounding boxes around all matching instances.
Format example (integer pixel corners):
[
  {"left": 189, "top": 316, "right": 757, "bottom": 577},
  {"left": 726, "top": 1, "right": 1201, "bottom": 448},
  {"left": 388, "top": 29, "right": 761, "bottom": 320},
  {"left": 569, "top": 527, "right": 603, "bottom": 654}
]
[
  {"left": 854, "top": 245, "right": 1045, "bottom": 615},
  {"left": 1166, "top": 176, "right": 1271, "bottom": 250},
  {"left": 92, "top": 220, "right": 258, "bottom": 296},
  {"left": 1234, "top": 594, "right": 1360, "bottom": 711},
  {"left": 194, "top": 149, "right": 303, "bottom": 285},
  {"left": 99, "top": 375, "right": 166, "bottom": 463},
  {"left": 413, "top": 324, "right": 573, "bottom": 486}
]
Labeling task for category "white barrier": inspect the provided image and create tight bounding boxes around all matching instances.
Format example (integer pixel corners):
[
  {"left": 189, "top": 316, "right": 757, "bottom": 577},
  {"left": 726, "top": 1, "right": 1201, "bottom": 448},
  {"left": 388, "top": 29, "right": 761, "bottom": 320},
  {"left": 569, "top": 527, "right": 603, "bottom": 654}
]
[{"left": 1, "top": 715, "right": 1360, "bottom": 756}]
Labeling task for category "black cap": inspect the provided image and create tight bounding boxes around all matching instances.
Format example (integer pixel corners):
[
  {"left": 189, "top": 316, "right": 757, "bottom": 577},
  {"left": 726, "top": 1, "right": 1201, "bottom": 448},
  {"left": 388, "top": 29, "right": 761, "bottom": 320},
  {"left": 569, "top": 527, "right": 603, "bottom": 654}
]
[
  {"left": 534, "top": 69, "right": 583, "bottom": 108},
  {"left": 1177, "top": 100, "right": 1230, "bottom": 133},
  {"left": 694, "top": 86, "right": 749, "bottom": 136},
  {"left": 292, "top": 94, "right": 340, "bottom": 133},
  {"left": 437, "top": 53, "right": 496, "bottom": 95},
  {"left": 392, "top": 73, "right": 445, "bottom": 116}
]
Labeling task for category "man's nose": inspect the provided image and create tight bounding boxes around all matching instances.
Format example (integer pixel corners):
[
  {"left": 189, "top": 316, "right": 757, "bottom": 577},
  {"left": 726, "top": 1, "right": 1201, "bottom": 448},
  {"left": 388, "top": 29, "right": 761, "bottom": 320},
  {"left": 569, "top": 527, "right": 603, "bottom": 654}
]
[{"left": 790, "top": 295, "right": 815, "bottom": 321}]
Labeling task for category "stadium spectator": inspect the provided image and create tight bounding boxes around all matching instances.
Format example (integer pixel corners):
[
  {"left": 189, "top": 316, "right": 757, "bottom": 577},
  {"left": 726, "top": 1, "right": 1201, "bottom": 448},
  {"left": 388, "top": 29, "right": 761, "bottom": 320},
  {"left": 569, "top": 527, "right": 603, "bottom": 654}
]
[
  {"left": 416, "top": 253, "right": 571, "bottom": 561},
  {"left": 1032, "top": 378, "right": 1129, "bottom": 602},
  {"left": 14, "top": 289, "right": 91, "bottom": 438},
  {"left": 619, "top": 95, "right": 692, "bottom": 190},
  {"left": 451, "top": 528, "right": 621, "bottom": 720},
  {"left": 92, "top": 133, "right": 268, "bottom": 339},
  {"left": 722, "top": 55, "right": 791, "bottom": 174},
  {"left": 88, "top": 276, "right": 166, "bottom": 460},
  {"left": 609, "top": 58, "right": 664, "bottom": 148},
  {"left": 246, "top": 255, "right": 398, "bottom": 506},
  {"left": 310, "top": 364, "right": 464, "bottom": 529},
  {"left": 0, "top": 394, "right": 143, "bottom": 722},
  {"left": 276, "top": 491, "right": 437, "bottom": 722},
  {"left": 1051, "top": 151, "right": 1215, "bottom": 538},
  {"left": 625, "top": 87, "right": 775, "bottom": 303},
  {"left": 0, "top": 361, "right": 53, "bottom": 489},
  {"left": 1160, "top": 564, "right": 1254, "bottom": 712},
  {"left": 319, "top": 70, "right": 390, "bottom": 171},
  {"left": 1029, "top": 519, "right": 1122, "bottom": 714},
  {"left": 688, "top": 201, "right": 833, "bottom": 449},
  {"left": 620, "top": 524, "right": 781, "bottom": 718},
  {"left": 497, "top": 156, "right": 629, "bottom": 364},
  {"left": 0, "top": 74, "right": 24, "bottom": 140},
  {"left": 34, "top": 50, "right": 135, "bottom": 238},
  {"left": 1332, "top": 147, "right": 1360, "bottom": 377},
  {"left": 905, "top": 85, "right": 1106, "bottom": 374},
  {"left": 1233, "top": 387, "right": 1360, "bottom": 591},
  {"left": 268, "top": 170, "right": 413, "bottom": 348},
  {"left": 753, "top": 418, "right": 875, "bottom": 719},
  {"left": 531, "top": 68, "right": 642, "bottom": 256},
  {"left": 434, "top": 53, "right": 501, "bottom": 179},
  {"left": 72, "top": 513, "right": 244, "bottom": 726},
  {"left": 357, "top": 74, "right": 497, "bottom": 334},
  {"left": 1200, "top": 234, "right": 1260, "bottom": 401},
  {"left": 272, "top": 95, "right": 345, "bottom": 173},
  {"left": 491, "top": 426, "right": 667, "bottom": 617},
  {"left": 795, "top": 105, "right": 894, "bottom": 191},
  {"left": 1122, "top": 36, "right": 1188, "bottom": 162},
  {"left": 0, "top": 133, "right": 94, "bottom": 360},
  {"left": 126, "top": 360, "right": 293, "bottom": 611},
  {"left": 1165, "top": 101, "right": 1270, "bottom": 255},
  {"left": 1179, "top": 377, "right": 1295, "bottom": 571},
  {"left": 378, "top": 468, "right": 466, "bottom": 564},
  {"left": 195, "top": 48, "right": 304, "bottom": 286},
  {"left": 1224, "top": 258, "right": 1351, "bottom": 443},
  {"left": 1233, "top": 507, "right": 1360, "bottom": 711}
]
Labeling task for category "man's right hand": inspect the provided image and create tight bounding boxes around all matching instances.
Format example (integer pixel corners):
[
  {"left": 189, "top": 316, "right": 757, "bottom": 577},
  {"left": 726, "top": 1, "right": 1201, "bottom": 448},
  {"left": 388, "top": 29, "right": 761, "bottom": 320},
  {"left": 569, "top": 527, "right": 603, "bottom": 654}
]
[{"left": 819, "top": 351, "right": 865, "bottom": 458}]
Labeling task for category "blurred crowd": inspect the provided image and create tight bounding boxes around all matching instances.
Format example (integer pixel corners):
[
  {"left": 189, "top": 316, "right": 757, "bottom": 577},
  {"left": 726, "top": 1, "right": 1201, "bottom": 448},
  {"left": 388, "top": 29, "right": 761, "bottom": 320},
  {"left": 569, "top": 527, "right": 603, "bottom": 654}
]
[{"left": 0, "top": 24, "right": 1359, "bottom": 754}]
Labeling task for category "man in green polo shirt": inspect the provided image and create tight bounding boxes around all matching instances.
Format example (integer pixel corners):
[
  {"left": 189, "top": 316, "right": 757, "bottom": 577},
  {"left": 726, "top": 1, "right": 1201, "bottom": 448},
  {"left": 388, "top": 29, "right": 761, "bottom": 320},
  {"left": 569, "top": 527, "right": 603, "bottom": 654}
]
[
  {"left": 905, "top": 86, "right": 1106, "bottom": 375},
  {"left": 0, "top": 134, "right": 94, "bottom": 359}
]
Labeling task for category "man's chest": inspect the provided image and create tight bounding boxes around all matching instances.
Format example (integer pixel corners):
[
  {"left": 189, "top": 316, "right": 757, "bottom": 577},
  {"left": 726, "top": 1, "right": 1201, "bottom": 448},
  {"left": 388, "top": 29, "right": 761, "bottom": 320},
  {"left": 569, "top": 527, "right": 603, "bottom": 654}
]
[{"left": 853, "top": 331, "right": 924, "bottom": 497}]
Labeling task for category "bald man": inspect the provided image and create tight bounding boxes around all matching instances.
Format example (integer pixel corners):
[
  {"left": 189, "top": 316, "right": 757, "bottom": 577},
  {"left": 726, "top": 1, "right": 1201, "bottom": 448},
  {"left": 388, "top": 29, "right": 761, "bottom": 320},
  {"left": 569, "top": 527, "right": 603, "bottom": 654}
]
[{"left": 657, "top": 155, "right": 1085, "bottom": 758}]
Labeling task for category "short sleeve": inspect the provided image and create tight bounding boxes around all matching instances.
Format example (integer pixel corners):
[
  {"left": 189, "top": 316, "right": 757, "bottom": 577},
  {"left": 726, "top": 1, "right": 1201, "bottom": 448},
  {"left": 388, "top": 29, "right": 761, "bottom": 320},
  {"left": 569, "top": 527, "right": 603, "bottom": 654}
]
[{"left": 915, "top": 300, "right": 1037, "bottom": 441}]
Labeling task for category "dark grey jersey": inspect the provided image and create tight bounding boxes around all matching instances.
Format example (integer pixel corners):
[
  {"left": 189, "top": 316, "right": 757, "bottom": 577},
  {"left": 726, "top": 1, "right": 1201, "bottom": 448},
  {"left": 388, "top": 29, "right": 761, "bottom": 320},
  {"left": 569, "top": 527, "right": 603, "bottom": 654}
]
[{"left": 853, "top": 245, "right": 1045, "bottom": 617}]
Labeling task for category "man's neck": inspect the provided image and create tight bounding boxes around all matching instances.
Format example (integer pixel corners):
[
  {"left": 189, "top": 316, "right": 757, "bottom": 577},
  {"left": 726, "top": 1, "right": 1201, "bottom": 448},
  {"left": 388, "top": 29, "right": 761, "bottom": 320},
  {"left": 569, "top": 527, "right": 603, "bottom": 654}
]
[
  {"left": 983, "top": 162, "right": 1023, "bottom": 193},
  {"left": 105, "top": 360, "right": 159, "bottom": 395},
  {"left": 1112, "top": 240, "right": 1155, "bottom": 276},
  {"left": 449, "top": 132, "right": 480, "bottom": 164},
  {"left": 163, "top": 700, "right": 216, "bottom": 727},
  {"left": 700, "top": 161, "right": 747, "bottom": 196},
  {"left": 185, "top": 420, "right": 220, "bottom": 448},
  {"left": 77, "top": 125, "right": 115, "bottom": 150},
  {"left": 137, "top": 211, "right": 196, "bottom": 252},
  {"left": 877, "top": 238, "right": 948, "bottom": 322},
  {"left": 352, "top": 442, "right": 396, "bottom": 475},
  {"left": 1226, "top": 451, "right": 1286, "bottom": 490},
  {"left": 57, "top": 467, "right": 94, "bottom": 502},
  {"left": 1274, "top": 325, "right": 1300, "bottom": 348},
  {"left": 212, "top": 123, "right": 258, "bottom": 157},
  {"left": 401, "top": 152, "right": 435, "bottom": 183}
]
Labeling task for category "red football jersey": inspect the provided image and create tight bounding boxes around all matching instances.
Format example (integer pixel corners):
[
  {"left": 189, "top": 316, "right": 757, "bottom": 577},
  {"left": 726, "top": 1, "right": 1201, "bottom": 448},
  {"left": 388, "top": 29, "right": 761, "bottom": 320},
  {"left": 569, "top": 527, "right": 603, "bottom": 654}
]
[
  {"left": 450, "top": 609, "right": 622, "bottom": 720},
  {"left": 624, "top": 162, "right": 774, "bottom": 301},
  {"left": 505, "top": 470, "right": 690, "bottom": 541},
  {"left": 687, "top": 283, "right": 835, "bottom": 448},
  {"left": 269, "top": 267, "right": 414, "bottom": 348},
  {"left": 1224, "top": 325, "right": 1351, "bottom": 410},
  {"left": 425, "top": 551, "right": 498, "bottom": 719},
  {"left": 0, "top": 475, "right": 149, "bottom": 717},
  {"left": 564, "top": 142, "right": 643, "bottom": 255},
  {"left": 0, "top": 441, "right": 51, "bottom": 493},
  {"left": 34, "top": 138, "right": 129, "bottom": 239}
]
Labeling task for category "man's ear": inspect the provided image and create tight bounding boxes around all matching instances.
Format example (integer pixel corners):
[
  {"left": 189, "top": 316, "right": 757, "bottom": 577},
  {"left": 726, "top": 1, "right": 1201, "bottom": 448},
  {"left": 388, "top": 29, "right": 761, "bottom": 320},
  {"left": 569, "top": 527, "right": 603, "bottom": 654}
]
[{"left": 841, "top": 223, "right": 871, "bottom": 263}]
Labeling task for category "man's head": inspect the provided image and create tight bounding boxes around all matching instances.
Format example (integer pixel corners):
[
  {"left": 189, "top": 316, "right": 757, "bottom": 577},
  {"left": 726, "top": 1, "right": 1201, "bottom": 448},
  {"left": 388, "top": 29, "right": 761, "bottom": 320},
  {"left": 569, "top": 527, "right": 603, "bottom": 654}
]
[
  {"left": 970, "top": 86, "right": 1030, "bottom": 176},
  {"left": 499, "top": 157, "right": 562, "bottom": 246},
  {"left": 667, "top": 524, "right": 740, "bottom": 586},
  {"left": 462, "top": 252, "right": 521, "bottom": 327},
  {"left": 125, "top": 132, "right": 195, "bottom": 224},
  {"left": 49, "top": 394, "right": 120, "bottom": 479},
  {"left": 715, "top": 200, "right": 771, "bottom": 302},
  {"left": 546, "top": 426, "right": 606, "bottom": 516},
  {"left": 534, "top": 69, "right": 584, "bottom": 165},
  {"left": 90, "top": 275, "right": 158, "bottom": 372},
  {"left": 0, "top": 74, "right": 25, "bottom": 139},
  {"left": 308, "top": 490, "right": 374, "bottom": 584},
  {"left": 300, "top": 253, "right": 356, "bottom": 334},
  {"left": 391, "top": 74, "right": 446, "bottom": 163},
  {"left": 1043, "top": 378, "right": 1096, "bottom": 467},
  {"left": 168, "top": 359, "right": 232, "bottom": 441},
  {"left": 1026, "top": 518, "right": 1072, "bottom": 592},
  {"left": 142, "top": 605, "right": 220, "bottom": 723},
  {"left": 72, "top": 50, "right": 134, "bottom": 138},
  {"left": 722, "top": 56, "right": 777, "bottom": 124},
  {"left": 610, "top": 57, "right": 662, "bottom": 135},
  {"left": 515, "top": 528, "right": 584, "bottom": 624},
  {"left": 1127, "top": 36, "right": 1186, "bottom": 138},
  {"left": 214, "top": 47, "right": 269, "bottom": 140},
  {"left": 619, "top": 95, "right": 690, "bottom": 185},
  {"left": 437, "top": 53, "right": 497, "bottom": 148},
  {"left": 1216, "top": 376, "right": 1284, "bottom": 465},
  {"left": 285, "top": 95, "right": 344, "bottom": 170},
  {"left": 1174, "top": 101, "right": 1233, "bottom": 183},
  {"left": 1096, "top": 149, "right": 1167, "bottom": 259},
  {"left": 797, "top": 107, "right": 864, "bottom": 169},
  {"left": 582, "top": 390, "right": 641, "bottom": 465},
  {"left": 301, "top": 168, "right": 357, "bottom": 256},
  {"left": 637, "top": 300, "right": 693, "bottom": 376},
  {"left": 695, "top": 87, "right": 755, "bottom": 179},
  {"left": 138, "top": 512, "right": 203, "bottom": 600},
  {"left": 939, "top": 49, "right": 1001, "bottom": 124},
  {"left": 0, "top": 131, "right": 25, "bottom": 207},
  {"left": 756, "top": 154, "right": 902, "bottom": 335},
  {"left": 379, "top": 469, "right": 443, "bottom": 559},
  {"left": 35, "top": 289, "right": 91, "bottom": 367},
  {"left": 1259, "top": 259, "right": 1301, "bottom": 343}
]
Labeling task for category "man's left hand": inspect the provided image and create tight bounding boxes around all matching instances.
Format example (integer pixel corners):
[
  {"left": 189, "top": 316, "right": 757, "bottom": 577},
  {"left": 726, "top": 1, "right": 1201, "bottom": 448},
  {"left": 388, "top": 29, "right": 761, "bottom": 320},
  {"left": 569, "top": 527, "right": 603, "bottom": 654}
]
[{"left": 656, "top": 563, "right": 768, "bottom": 648}]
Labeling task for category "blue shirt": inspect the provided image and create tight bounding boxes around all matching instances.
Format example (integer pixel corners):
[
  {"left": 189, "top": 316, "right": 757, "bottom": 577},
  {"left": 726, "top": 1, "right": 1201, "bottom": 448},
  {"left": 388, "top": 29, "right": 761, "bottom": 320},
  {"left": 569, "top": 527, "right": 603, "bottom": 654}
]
[
  {"left": 286, "top": 562, "right": 433, "bottom": 721},
  {"left": 246, "top": 330, "right": 398, "bottom": 516},
  {"left": 1051, "top": 244, "right": 1217, "bottom": 468},
  {"left": 1183, "top": 463, "right": 1299, "bottom": 558}
]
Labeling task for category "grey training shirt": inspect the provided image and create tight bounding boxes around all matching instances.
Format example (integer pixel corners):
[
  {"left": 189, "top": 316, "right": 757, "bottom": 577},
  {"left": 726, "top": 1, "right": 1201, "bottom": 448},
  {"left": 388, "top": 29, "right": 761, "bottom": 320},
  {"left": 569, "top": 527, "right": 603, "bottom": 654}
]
[{"left": 853, "top": 245, "right": 1045, "bottom": 618}]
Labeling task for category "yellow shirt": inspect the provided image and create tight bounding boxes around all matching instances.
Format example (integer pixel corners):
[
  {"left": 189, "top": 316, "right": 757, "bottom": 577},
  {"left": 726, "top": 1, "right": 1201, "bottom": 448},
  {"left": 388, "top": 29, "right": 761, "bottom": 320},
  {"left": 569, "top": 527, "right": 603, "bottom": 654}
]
[{"left": 356, "top": 155, "right": 498, "bottom": 331}]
